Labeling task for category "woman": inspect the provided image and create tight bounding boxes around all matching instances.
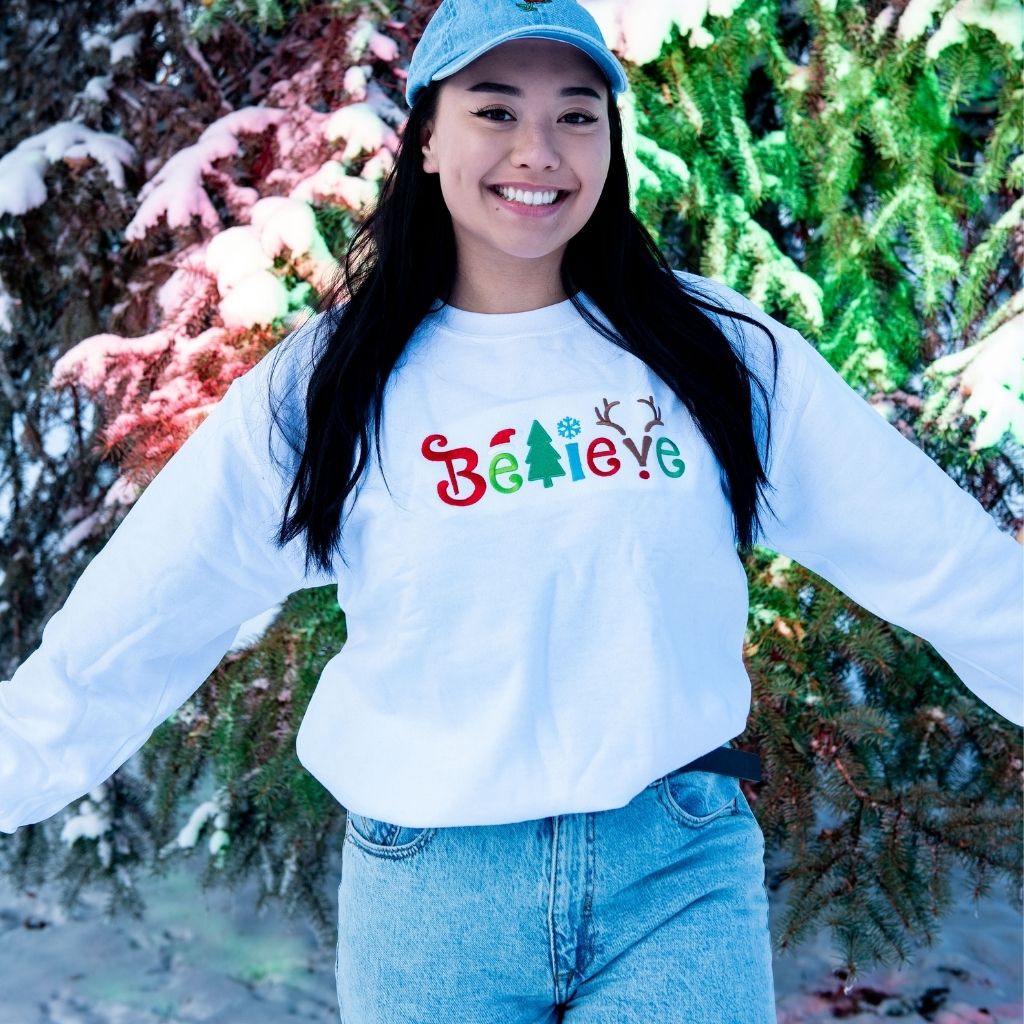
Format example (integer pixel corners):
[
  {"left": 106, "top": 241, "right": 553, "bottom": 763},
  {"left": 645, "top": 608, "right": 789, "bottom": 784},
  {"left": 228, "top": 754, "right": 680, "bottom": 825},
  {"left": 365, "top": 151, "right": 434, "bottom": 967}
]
[{"left": 2, "top": 1, "right": 1020, "bottom": 1021}]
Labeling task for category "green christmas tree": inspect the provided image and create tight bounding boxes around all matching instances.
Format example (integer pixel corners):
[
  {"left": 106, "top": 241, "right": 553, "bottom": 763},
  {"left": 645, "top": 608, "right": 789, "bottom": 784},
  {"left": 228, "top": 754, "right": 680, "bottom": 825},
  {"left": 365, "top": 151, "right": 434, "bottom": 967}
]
[{"left": 525, "top": 418, "right": 567, "bottom": 488}]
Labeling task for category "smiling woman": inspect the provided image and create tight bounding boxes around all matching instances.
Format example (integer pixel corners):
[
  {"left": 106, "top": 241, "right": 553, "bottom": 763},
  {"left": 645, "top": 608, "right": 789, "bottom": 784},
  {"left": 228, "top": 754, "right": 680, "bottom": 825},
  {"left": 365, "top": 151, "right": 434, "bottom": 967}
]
[
  {"left": 417, "top": 37, "right": 612, "bottom": 313},
  {"left": 2, "top": 0, "right": 1020, "bottom": 1021}
]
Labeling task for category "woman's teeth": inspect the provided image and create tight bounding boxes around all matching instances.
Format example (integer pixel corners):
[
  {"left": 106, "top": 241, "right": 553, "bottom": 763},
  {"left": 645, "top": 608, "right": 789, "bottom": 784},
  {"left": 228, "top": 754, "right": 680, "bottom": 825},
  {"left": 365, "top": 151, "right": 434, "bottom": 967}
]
[{"left": 492, "top": 186, "right": 562, "bottom": 206}]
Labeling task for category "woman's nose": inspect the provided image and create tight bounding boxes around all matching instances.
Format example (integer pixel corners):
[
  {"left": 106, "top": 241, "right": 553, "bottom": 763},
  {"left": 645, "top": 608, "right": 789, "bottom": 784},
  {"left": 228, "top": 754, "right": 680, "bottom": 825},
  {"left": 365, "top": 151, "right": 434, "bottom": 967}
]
[{"left": 509, "top": 121, "right": 560, "bottom": 168}]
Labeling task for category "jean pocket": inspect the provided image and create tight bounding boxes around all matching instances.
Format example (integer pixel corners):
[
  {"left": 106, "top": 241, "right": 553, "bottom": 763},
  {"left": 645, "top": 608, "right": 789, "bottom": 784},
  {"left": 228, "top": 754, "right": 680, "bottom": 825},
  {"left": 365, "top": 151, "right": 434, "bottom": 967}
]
[
  {"left": 343, "top": 810, "right": 437, "bottom": 859},
  {"left": 658, "top": 767, "right": 741, "bottom": 828}
]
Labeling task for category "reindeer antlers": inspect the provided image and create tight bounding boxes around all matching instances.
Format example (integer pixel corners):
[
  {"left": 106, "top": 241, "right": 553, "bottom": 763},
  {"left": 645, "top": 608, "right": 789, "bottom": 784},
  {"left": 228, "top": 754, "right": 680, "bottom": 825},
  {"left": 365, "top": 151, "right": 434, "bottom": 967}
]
[
  {"left": 594, "top": 398, "right": 626, "bottom": 435},
  {"left": 594, "top": 396, "right": 664, "bottom": 434},
  {"left": 638, "top": 395, "right": 663, "bottom": 433}
]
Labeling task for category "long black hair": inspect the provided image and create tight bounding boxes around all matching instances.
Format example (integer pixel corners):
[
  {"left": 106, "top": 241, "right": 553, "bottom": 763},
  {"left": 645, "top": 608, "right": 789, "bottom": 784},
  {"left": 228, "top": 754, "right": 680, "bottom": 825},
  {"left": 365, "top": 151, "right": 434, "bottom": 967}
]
[{"left": 267, "top": 77, "right": 782, "bottom": 578}]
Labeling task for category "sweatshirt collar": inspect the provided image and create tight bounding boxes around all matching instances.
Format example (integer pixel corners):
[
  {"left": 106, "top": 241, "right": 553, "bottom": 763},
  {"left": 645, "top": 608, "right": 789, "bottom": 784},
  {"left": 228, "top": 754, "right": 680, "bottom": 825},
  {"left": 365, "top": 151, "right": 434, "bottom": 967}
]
[{"left": 425, "top": 292, "right": 585, "bottom": 338}]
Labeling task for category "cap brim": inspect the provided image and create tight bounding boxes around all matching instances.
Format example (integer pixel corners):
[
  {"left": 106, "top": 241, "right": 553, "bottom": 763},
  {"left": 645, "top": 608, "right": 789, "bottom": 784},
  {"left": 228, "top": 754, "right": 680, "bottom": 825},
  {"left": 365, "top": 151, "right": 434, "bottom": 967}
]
[{"left": 430, "top": 27, "right": 627, "bottom": 98}]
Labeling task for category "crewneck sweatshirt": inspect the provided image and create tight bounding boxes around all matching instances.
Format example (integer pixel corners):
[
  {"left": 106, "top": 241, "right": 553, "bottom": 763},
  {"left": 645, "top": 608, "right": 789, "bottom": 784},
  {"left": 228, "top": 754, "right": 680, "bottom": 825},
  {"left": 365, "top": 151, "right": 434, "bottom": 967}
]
[{"left": 1, "top": 271, "right": 1021, "bottom": 832}]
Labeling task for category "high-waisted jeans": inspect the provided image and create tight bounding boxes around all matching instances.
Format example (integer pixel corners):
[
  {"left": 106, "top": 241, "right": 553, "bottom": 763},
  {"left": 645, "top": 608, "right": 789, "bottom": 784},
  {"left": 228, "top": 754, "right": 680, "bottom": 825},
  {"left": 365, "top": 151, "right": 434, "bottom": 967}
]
[{"left": 334, "top": 744, "right": 775, "bottom": 1023}]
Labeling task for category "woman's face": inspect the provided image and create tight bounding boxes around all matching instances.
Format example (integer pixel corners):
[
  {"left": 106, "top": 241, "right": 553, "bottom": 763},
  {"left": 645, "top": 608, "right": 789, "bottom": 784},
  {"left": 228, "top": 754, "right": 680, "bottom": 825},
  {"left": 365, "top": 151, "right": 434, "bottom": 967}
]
[{"left": 419, "top": 37, "right": 611, "bottom": 294}]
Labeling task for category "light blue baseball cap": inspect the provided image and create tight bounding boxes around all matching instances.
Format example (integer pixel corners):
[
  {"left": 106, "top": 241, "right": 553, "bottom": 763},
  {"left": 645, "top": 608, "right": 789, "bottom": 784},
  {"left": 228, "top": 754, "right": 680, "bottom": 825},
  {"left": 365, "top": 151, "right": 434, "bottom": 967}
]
[{"left": 405, "top": 0, "right": 630, "bottom": 109}]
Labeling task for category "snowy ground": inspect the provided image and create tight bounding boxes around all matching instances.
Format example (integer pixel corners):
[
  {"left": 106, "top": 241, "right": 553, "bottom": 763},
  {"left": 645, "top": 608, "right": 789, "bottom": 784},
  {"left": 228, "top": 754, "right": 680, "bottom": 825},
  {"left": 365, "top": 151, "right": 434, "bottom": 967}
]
[{"left": 1, "top": 836, "right": 1020, "bottom": 1023}]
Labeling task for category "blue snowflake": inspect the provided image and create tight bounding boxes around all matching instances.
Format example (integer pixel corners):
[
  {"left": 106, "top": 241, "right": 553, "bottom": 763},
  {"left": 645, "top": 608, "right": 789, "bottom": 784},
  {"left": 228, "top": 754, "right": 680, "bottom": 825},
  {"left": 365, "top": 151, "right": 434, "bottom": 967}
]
[{"left": 556, "top": 415, "right": 581, "bottom": 439}]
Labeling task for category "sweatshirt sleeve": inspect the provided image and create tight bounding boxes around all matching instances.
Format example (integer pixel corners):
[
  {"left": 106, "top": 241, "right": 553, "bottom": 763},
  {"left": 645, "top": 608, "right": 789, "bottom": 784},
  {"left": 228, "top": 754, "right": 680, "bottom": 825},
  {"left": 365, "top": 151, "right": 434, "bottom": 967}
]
[
  {"left": 0, "top": 313, "right": 337, "bottom": 834},
  {"left": 732, "top": 300, "right": 1023, "bottom": 728}
]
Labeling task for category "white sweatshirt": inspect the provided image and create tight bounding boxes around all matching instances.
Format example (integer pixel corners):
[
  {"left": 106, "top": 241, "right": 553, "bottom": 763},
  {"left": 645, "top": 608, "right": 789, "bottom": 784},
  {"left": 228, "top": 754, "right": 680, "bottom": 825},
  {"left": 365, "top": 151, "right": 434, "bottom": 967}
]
[{"left": 1, "top": 271, "right": 1021, "bottom": 832}]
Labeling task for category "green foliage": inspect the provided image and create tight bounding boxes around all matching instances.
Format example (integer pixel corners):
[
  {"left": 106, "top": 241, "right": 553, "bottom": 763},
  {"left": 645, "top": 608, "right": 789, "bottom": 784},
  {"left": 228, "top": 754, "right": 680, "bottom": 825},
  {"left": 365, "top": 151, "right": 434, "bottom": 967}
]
[
  {"left": 0, "top": 585, "right": 348, "bottom": 946},
  {"left": 741, "top": 547, "right": 1022, "bottom": 979},
  {"left": 188, "top": 0, "right": 316, "bottom": 40},
  {"left": 312, "top": 201, "right": 360, "bottom": 266},
  {"left": 186, "top": 0, "right": 396, "bottom": 41},
  {"left": 627, "top": 0, "right": 1021, "bottom": 400},
  {"left": 142, "top": 585, "right": 348, "bottom": 943}
]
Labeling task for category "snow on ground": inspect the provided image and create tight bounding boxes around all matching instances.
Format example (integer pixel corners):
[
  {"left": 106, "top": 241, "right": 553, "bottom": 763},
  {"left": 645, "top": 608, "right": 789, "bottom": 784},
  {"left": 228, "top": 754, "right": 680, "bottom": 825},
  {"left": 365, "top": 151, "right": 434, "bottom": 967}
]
[
  {"left": 767, "top": 846, "right": 1024, "bottom": 1022},
  {"left": 0, "top": 836, "right": 1019, "bottom": 1022},
  {"left": 0, "top": 854, "right": 342, "bottom": 1023}
]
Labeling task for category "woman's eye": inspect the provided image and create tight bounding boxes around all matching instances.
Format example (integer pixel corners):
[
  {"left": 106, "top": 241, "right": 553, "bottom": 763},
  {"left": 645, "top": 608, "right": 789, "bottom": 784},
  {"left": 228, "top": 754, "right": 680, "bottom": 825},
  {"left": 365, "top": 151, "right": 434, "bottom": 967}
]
[{"left": 472, "top": 107, "right": 513, "bottom": 121}]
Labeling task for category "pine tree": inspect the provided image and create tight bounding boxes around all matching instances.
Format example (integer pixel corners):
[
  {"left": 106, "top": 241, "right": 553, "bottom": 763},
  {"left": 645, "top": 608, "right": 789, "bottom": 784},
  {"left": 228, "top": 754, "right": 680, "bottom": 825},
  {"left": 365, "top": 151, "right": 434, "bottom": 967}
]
[
  {"left": 0, "top": 0, "right": 1019, "bottom": 988},
  {"left": 0, "top": 0, "right": 428, "bottom": 948},
  {"left": 618, "top": 0, "right": 1022, "bottom": 988}
]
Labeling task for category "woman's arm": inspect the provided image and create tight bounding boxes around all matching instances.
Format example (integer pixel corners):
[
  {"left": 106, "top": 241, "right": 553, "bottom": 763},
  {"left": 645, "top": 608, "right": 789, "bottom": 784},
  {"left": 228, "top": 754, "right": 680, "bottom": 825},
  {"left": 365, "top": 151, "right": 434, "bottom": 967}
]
[
  {"left": 753, "top": 317, "right": 1023, "bottom": 727},
  {"left": 0, "top": 315, "right": 335, "bottom": 833}
]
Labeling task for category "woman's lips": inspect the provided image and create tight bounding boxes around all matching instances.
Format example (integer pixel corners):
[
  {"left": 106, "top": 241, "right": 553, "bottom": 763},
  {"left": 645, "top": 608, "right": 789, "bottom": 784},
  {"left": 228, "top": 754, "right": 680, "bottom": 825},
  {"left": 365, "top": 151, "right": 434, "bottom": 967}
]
[{"left": 488, "top": 186, "right": 570, "bottom": 218}]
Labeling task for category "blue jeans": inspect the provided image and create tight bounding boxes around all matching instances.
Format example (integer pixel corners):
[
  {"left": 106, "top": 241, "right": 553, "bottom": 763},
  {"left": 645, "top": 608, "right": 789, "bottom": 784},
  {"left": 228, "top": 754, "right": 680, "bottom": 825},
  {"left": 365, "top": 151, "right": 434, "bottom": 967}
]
[{"left": 335, "top": 746, "right": 775, "bottom": 1022}]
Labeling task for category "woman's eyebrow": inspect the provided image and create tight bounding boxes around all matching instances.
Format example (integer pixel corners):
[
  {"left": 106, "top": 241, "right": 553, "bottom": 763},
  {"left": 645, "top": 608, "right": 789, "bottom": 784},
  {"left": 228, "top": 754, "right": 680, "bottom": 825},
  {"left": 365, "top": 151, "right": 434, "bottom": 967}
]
[{"left": 465, "top": 81, "right": 602, "bottom": 99}]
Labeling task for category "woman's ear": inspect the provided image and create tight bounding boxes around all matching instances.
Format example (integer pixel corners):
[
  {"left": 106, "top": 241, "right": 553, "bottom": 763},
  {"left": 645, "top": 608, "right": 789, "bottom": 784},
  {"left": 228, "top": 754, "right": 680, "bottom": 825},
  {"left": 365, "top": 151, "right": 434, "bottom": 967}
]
[{"left": 421, "top": 121, "right": 438, "bottom": 175}]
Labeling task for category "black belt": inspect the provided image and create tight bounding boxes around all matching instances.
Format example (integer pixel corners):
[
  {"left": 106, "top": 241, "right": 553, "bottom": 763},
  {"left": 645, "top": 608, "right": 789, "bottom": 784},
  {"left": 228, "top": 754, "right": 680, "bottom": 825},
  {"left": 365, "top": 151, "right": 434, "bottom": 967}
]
[{"left": 674, "top": 746, "right": 762, "bottom": 783}]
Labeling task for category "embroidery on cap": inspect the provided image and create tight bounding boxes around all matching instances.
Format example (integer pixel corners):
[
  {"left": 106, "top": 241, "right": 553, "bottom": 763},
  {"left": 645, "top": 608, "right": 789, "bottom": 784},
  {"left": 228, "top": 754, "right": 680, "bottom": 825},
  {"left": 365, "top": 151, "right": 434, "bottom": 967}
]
[{"left": 515, "top": 0, "right": 553, "bottom": 11}]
